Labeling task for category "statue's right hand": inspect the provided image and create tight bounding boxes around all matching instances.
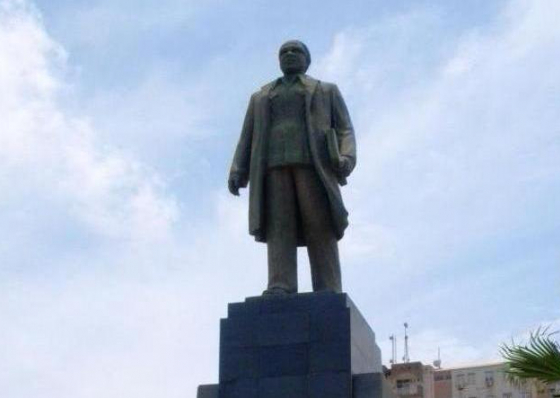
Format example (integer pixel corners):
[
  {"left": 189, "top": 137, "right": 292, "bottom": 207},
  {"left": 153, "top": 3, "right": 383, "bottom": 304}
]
[{"left": 228, "top": 174, "right": 242, "bottom": 196}]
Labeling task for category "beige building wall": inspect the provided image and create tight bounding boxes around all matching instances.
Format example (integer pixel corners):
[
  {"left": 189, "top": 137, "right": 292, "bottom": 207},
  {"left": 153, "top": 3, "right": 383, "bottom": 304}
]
[
  {"left": 434, "top": 362, "right": 554, "bottom": 398},
  {"left": 451, "top": 363, "right": 518, "bottom": 398},
  {"left": 389, "top": 361, "right": 560, "bottom": 398},
  {"left": 533, "top": 381, "right": 560, "bottom": 398},
  {"left": 434, "top": 370, "right": 453, "bottom": 398},
  {"left": 386, "top": 362, "right": 436, "bottom": 398}
]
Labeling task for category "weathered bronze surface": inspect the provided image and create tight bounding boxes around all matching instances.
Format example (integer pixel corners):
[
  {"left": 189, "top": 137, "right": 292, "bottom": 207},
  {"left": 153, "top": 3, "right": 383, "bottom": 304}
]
[{"left": 228, "top": 40, "right": 356, "bottom": 295}]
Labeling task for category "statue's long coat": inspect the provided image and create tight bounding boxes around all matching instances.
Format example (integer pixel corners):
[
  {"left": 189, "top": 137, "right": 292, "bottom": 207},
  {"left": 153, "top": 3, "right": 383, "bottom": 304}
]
[{"left": 230, "top": 74, "right": 356, "bottom": 245}]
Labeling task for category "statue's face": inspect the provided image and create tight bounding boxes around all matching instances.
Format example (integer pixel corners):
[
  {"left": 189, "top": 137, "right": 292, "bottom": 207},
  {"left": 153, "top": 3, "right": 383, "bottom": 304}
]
[{"left": 279, "top": 42, "right": 308, "bottom": 75}]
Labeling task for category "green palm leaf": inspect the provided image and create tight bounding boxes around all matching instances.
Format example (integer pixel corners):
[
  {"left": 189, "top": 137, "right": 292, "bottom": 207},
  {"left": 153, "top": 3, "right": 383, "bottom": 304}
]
[{"left": 500, "top": 328, "right": 560, "bottom": 383}]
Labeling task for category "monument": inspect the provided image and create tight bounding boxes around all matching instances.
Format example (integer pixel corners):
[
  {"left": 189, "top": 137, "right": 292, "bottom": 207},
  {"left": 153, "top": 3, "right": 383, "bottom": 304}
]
[
  {"left": 228, "top": 40, "right": 355, "bottom": 295},
  {"left": 197, "top": 41, "right": 393, "bottom": 398}
]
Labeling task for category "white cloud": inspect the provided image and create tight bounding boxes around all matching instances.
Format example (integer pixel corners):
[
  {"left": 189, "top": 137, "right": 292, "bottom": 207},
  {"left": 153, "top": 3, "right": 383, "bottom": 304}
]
[
  {"left": 0, "top": 3, "right": 269, "bottom": 394},
  {"left": 316, "top": 0, "right": 560, "bottom": 277},
  {"left": 0, "top": 0, "right": 178, "bottom": 243},
  {"left": 0, "top": 5, "right": 202, "bottom": 394},
  {"left": 1, "top": 0, "right": 559, "bottom": 397},
  {"left": 317, "top": 0, "right": 560, "bottom": 372}
]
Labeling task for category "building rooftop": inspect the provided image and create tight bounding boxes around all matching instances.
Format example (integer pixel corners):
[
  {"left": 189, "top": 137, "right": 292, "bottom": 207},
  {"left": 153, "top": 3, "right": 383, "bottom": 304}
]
[{"left": 434, "top": 361, "right": 506, "bottom": 372}]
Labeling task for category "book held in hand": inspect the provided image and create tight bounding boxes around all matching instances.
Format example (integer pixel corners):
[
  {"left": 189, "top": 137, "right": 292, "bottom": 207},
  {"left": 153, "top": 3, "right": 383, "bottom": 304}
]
[{"left": 326, "top": 128, "right": 347, "bottom": 186}]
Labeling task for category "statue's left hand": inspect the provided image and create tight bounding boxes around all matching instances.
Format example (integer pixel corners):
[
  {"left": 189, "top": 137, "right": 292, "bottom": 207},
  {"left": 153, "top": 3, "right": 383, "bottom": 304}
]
[{"left": 338, "top": 157, "right": 353, "bottom": 178}]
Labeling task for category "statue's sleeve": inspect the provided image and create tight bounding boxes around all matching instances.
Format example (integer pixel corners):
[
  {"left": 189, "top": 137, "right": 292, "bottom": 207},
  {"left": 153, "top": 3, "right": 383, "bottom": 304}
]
[
  {"left": 229, "top": 94, "right": 255, "bottom": 187},
  {"left": 332, "top": 85, "right": 357, "bottom": 173}
]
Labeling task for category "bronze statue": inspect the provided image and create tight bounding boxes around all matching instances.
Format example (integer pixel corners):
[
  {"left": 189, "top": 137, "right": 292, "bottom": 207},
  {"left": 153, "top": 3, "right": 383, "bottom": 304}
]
[{"left": 228, "top": 40, "right": 356, "bottom": 295}]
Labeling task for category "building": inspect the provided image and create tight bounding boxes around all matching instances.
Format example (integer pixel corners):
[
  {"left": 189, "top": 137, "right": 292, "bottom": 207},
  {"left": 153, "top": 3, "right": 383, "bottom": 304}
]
[
  {"left": 532, "top": 381, "right": 560, "bottom": 398},
  {"left": 387, "top": 361, "right": 559, "bottom": 398},
  {"left": 386, "top": 362, "right": 435, "bottom": 398},
  {"left": 433, "top": 362, "right": 560, "bottom": 398}
]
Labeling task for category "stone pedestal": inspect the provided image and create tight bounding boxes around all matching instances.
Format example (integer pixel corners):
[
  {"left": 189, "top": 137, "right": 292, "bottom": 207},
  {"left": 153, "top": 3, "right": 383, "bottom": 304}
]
[{"left": 197, "top": 292, "right": 393, "bottom": 398}]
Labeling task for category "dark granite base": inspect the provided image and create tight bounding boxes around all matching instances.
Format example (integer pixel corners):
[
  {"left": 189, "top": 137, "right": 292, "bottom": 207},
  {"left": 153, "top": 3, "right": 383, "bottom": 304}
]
[{"left": 197, "top": 292, "right": 392, "bottom": 398}]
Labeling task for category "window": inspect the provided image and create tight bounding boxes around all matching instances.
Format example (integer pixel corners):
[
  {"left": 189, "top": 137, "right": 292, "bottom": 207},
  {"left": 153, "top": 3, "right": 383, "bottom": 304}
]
[
  {"left": 485, "top": 371, "right": 494, "bottom": 387},
  {"left": 397, "top": 379, "right": 412, "bottom": 395},
  {"left": 468, "top": 373, "right": 476, "bottom": 385},
  {"left": 457, "top": 374, "right": 466, "bottom": 388},
  {"left": 503, "top": 393, "right": 512, "bottom": 398},
  {"left": 397, "top": 379, "right": 411, "bottom": 388},
  {"left": 435, "top": 373, "right": 452, "bottom": 381}
]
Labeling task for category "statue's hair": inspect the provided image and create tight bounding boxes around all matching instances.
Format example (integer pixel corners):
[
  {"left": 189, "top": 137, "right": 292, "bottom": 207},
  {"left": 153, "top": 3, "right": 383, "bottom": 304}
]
[{"left": 279, "top": 40, "right": 311, "bottom": 70}]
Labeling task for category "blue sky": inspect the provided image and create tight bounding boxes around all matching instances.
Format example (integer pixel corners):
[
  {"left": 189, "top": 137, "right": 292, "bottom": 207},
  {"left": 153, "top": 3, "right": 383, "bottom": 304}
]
[{"left": 0, "top": 0, "right": 559, "bottom": 396}]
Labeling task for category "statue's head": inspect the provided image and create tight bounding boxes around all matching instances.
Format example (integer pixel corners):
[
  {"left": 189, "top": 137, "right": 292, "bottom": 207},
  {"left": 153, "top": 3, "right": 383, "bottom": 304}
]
[{"left": 279, "top": 40, "right": 311, "bottom": 75}]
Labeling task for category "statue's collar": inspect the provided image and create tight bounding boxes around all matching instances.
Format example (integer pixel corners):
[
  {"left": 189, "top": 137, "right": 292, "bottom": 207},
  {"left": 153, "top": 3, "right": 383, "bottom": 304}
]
[
  {"left": 273, "top": 73, "right": 304, "bottom": 88},
  {"left": 262, "top": 74, "right": 318, "bottom": 97}
]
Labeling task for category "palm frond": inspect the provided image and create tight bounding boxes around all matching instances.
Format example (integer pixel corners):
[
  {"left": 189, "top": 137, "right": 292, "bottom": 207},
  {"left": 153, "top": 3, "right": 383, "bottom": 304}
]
[{"left": 500, "top": 327, "right": 560, "bottom": 384}]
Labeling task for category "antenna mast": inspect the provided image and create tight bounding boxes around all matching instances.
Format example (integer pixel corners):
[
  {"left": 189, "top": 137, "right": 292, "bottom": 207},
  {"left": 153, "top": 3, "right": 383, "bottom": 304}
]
[
  {"left": 403, "top": 322, "right": 410, "bottom": 363},
  {"left": 389, "top": 335, "right": 397, "bottom": 365},
  {"left": 433, "top": 347, "right": 442, "bottom": 369}
]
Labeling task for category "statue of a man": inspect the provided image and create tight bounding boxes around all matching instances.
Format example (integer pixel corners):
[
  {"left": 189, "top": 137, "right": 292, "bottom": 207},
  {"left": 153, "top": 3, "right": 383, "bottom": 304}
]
[{"left": 228, "top": 40, "right": 356, "bottom": 295}]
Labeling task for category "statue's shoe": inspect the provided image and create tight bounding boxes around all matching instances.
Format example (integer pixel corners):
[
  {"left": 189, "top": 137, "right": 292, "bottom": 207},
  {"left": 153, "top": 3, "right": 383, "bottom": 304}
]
[{"left": 262, "top": 287, "right": 291, "bottom": 296}]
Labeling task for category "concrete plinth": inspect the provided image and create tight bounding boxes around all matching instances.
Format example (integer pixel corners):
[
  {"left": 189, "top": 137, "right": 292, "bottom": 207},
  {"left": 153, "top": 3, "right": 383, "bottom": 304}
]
[{"left": 197, "top": 292, "right": 392, "bottom": 398}]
